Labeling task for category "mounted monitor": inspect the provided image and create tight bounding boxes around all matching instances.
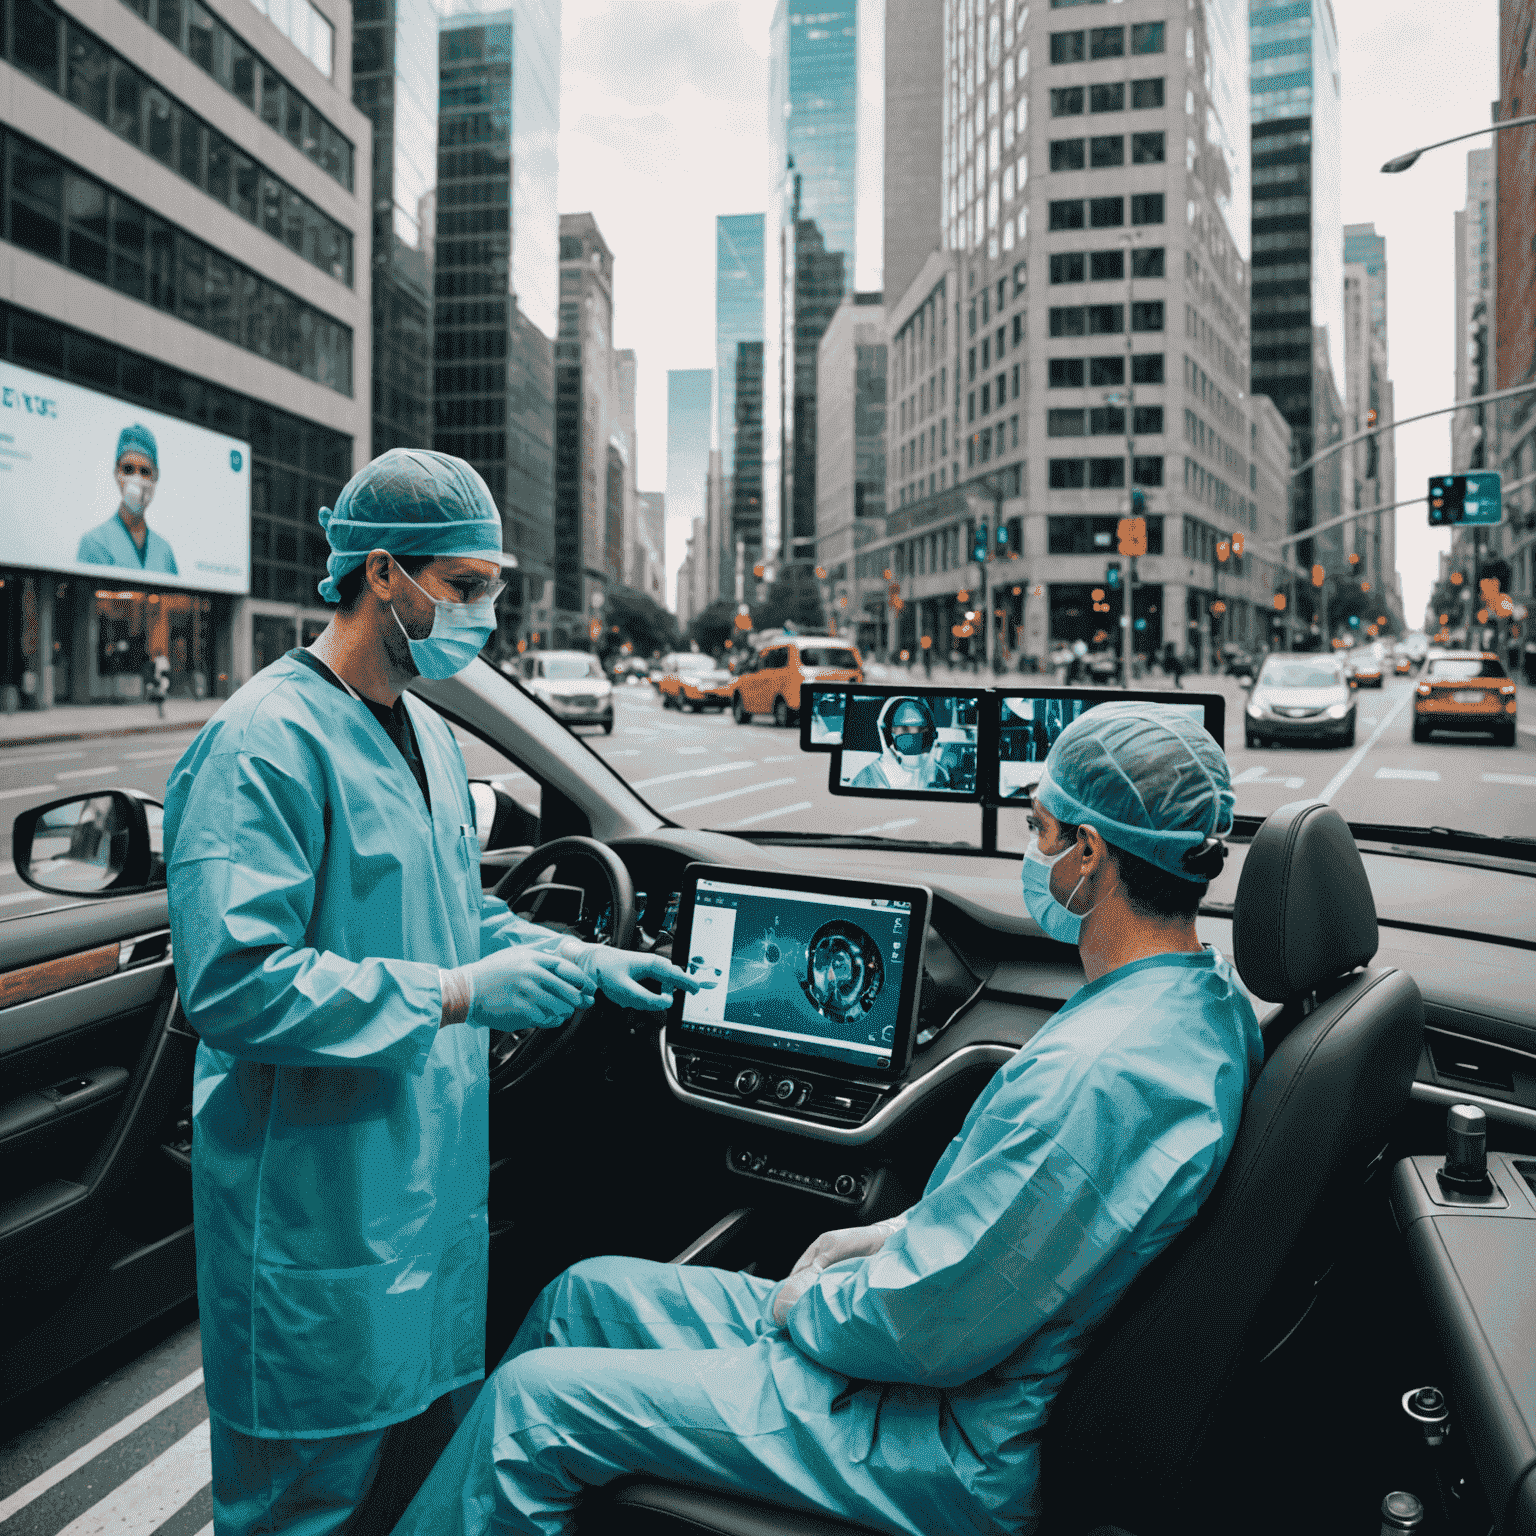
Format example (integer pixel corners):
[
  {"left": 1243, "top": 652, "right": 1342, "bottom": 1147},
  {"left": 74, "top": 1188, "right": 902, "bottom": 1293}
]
[
  {"left": 828, "top": 686, "right": 986, "bottom": 802},
  {"left": 991, "top": 688, "right": 1225, "bottom": 804},
  {"left": 799, "top": 683, "right": 849, "bottom": 752}
]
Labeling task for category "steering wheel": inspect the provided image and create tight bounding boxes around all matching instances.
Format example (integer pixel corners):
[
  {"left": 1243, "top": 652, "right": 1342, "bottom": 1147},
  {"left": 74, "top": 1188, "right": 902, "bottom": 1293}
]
[{"left": 485, "top": 837, "right": 637, "bottom": 1090}]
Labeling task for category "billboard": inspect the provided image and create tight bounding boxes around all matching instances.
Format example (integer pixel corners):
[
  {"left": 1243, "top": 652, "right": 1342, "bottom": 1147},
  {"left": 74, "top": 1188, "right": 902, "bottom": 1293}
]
[{"left": 0, "top": 362, "right": 251, "bottom": 595}]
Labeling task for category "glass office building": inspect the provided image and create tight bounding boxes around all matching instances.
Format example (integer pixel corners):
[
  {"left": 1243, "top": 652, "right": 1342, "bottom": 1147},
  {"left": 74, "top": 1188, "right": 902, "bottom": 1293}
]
[
  {"left": 666, "top": 369, "right": 712, "bottom": 607},
  {"left": 715, "top": 213, "right": 765, "bottom": 478}
]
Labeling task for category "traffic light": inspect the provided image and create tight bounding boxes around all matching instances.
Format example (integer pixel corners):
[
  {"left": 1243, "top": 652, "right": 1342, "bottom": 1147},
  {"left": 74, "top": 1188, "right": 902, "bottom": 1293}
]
[
  {"left": 1312, "top": 564, "right": 1325, "bottom": 588},
  {"left": 1105, "top": 561, "right": 1122, "bottom": 591},
  {"left": 1232, "top": 532, "right": 1245, "bottom": 557},
  {"left": 1348, "top": 614, "right": 1360, "bottom": 628},
  {"left": 972, "top": 518, "right": 990, "bottom": 563},
  {"left": 1273, "top": 592, "right": 1287, "bottom": 612},
  {"left": 996, "top": 521, "right": 1010, "bottom": 554},
  {"left": 1215, "top": 540, "right": 1230, "bottom": 563},
  {"left": 1116, "top": 517, "right": 1147, "bottom": 556},
  {"left": 1130, "top": 488, "right": 1147, "bottom": 515}
]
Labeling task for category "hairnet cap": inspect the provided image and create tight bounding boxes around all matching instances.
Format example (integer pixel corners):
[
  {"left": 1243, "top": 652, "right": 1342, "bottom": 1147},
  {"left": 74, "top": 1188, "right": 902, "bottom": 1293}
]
[
  {"left": 1036, "top": 701, "right": 1233, "bottom": 883},
  {"left": 317, "top": 448, "right": 504, "bottom": 603},
  {"left": 116, "top": 423, "right": 158, "bottom": 471}
]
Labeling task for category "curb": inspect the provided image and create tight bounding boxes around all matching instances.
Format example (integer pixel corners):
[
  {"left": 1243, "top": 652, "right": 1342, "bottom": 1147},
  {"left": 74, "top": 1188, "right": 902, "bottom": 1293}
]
[{"left": 0, "top": 717, "right": 214, "bottom": 750}]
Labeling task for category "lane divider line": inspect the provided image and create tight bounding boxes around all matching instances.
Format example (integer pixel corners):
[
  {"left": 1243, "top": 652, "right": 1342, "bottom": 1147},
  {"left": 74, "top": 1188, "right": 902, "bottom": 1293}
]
[
  {"left": 721, "top": 800, "right": 814, "bottom": 829},
  {"left": 1318, "top": 692, "right": 1411, "bottom": 804},
  {"left": 631, "top": 761, "right": 756, "bottom": 791},
  {"left": 661, "top": 777, "right": 796, "bottom": 815},
  {"left": 0, "top": 1368, "right": 204, "bottom": 1522},
  {"left": 55, "top": 1417, "right": 210, "bottom": 1536}
]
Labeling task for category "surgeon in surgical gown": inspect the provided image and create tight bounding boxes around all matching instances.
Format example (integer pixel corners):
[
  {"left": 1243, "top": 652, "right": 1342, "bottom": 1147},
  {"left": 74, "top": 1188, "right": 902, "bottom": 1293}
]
[{"left": 390, "top": 701, "right": 1264, "bottom": 1536}]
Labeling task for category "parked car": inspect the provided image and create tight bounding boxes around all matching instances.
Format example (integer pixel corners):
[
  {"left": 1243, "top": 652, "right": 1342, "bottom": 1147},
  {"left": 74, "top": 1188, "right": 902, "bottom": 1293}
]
[
  {"left": 1412, "top": 651, "right": 1518, "bottom": 745},
  {"left": 730, "top": 634, "right": 862, "bottom": 727},
  {"left": 1244, "top": 653, "right": 1356, "bottom": 748},
  {"left": 516, "top": 650, "right": 614, "bottom": 733}
]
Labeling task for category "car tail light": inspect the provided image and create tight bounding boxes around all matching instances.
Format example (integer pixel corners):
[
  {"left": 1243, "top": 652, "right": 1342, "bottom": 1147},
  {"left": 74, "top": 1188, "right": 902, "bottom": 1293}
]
[
  {"left": 1508, "top": 700, "right": 1519, "bottom": 713},
  {"left": 1416, "top": 684, "right": 1430, "bottom": 696},
  {"left": 1500, "top": 684, "right": 1516, "bottom": 695}
]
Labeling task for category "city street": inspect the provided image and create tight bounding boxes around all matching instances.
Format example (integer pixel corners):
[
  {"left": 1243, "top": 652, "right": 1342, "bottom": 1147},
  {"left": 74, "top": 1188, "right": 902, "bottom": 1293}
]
[{"left": 0, "top": 675, "right": 1526, "bottom": 919}]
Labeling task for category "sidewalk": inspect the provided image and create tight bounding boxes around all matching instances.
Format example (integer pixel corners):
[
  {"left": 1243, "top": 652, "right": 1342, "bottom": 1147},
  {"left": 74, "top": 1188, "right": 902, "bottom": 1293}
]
[{"left": 0, "top": 697, "right": 216, "bottom": 749}]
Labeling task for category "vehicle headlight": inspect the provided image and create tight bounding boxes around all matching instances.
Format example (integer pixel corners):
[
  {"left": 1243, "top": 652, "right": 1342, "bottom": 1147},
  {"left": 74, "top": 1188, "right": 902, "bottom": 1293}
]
[
  {"left": 1246, "top": 702, "right": 1264, "bottom": 718},
  {"left": 1325, "top": 703, "right": 1349, "bottom": 719}
]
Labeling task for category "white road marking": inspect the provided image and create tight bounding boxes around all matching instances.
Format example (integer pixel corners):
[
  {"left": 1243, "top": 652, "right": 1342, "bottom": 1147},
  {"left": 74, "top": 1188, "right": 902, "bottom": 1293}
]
[
  {"left": 0, "top": 1367, "right": 205, "bottom": 1521},
  {"left": 1375, "top": 767, "right": 1440, "bottom": 782},
  {"left": 1318, "top": 691, "right": 1413, "bottom": 803},
  {"left": 0, "top": 783, "right": 56, "bottom": 800},
  {"left": 763, "top": 754, "right": 800, "bottom": 762},
  {"left": 631, "top": 761, "right": 756, "bottom": 791},
  {"left": 720, "top": 800, "right": 814, "bottom": 828},
  {"left": 0, "top": 748, "right": 84, "bottom": 765},
  {"left": 54, "top": 1416, "right": 210, "bottom": 1536},
  {"left": 850, "top": 817, "right": 920, "bottom": 835},
  {"left": 1231, "top": 765, "right": 1304, "bottom": 789},
  {"left": 55, "top": 765, "right": 119, "bottom": 780},
  {"left": 602, "top": 748, "right": 639, "bottom": 758},
  {"left": 120, "top": 746, "right": 191, "bottom": 762},
  {"left": 676, "top": 746, "right": 707, "bottom": 755},
  {"left": 1483, "top": 772, "right": 1536, "bottom": 787},
  {"left": 661, "top": 777, "right": 796, "bottom": 814}
]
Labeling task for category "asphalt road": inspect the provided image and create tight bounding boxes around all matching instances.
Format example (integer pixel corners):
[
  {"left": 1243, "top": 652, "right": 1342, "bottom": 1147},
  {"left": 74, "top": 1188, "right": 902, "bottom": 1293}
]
[{"left": 0, "top": 677, "right": 1525, "bottom": 920}]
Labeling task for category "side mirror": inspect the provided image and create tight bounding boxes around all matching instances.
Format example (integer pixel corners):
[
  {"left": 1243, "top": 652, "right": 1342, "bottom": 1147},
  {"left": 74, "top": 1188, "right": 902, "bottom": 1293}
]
[
  {"left": 468, "top": 780, "right": 539, "bottom": 852},
  {"left": 14, "top": 790, "right": 164, "bottom": 897}
]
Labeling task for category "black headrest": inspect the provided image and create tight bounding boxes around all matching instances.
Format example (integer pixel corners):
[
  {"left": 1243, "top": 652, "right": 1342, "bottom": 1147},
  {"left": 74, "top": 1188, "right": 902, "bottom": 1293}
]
[{"left": 1232, "top": 800, "right": 1378, "bottom": 1003}]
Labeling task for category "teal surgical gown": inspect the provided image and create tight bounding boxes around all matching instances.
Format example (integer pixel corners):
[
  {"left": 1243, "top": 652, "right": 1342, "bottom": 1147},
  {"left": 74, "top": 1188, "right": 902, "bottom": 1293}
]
[
  {"left": 391, "top": 946, "right": 1265, "bottom": 1536},
  {"left": 164, "top": 653, "right": 562, "bottom": 1441},
  {"left": 76, "top": 510, "right": 179, "bottom": 573}
]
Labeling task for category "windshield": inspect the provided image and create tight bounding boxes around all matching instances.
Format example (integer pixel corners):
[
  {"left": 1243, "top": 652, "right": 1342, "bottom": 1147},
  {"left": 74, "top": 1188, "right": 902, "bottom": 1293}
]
[
  {"left": 675, "top": 655, "right": 717, "bottom": 674},
  {"left": 1425, "top": 657, "right": 1507, "bottom": 681},
  {"left": 1257, "top": 661, "right": 1343, "bottom": 689},
  {"left": 798, "top": 647, "right": 860, "bottom": 670},
  {"left": 540, "top": 656, "right": 603, "bottom": 681}
]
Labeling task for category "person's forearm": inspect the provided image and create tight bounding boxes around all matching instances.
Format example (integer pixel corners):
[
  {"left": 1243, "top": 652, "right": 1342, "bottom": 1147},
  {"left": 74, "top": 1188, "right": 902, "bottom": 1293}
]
[{"left": 439, "top": 967, "right": 472, "bottom": 1028}]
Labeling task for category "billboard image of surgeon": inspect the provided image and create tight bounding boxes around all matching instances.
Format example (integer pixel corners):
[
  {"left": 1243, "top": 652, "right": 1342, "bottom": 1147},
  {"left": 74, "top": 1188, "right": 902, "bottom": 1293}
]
[
  {"left": 76, "top": 425, "right": 179, "bottom": 575},
  {"left": 0, "top": 361, "right": 250, "bottom": 595},
  {"left": 837, "top": 693, "right": 978, "bottom": 794}
]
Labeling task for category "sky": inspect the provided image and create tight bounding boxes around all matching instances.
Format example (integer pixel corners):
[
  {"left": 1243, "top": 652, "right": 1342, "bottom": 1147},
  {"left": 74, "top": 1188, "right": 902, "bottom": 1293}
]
[{"left": 553, "top": 0, "right": 1502, "bottom": 622}]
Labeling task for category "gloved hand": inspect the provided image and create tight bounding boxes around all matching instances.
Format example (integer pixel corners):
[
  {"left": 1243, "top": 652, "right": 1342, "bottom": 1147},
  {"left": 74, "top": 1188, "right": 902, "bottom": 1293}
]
[
  {"left": 771, "top": 1216, "right": 908, "bottom": 1326},
  {"left": 450, "top": 945, "right": 596, "bottom": 1030},
  {"left": 558, "top": 939, "right": 700, "bottom": 1012}
]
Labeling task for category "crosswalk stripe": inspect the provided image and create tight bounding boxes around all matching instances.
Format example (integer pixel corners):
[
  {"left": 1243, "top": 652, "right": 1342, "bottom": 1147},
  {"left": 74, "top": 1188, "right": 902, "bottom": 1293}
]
[
  {"left": 1375, "top": 767, "right": 1440, "bottom": 782},
  {"left": 1483, "top": 772, "right": 1536, "bottom": 787},
  {"left": 721, "top": 800, "right": 813, "bottom": 829},
  {"left": 0, "top": 1369, "right": 204, "bottom": 1522},
  {"left": 54, "top": 1418, "right": 210, "bottom": 1536}
]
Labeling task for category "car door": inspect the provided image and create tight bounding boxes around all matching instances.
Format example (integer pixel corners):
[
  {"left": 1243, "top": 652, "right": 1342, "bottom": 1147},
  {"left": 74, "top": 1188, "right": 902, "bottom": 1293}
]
[{"left": 0, "top": 794, "right": 194, "bottom": 1411}]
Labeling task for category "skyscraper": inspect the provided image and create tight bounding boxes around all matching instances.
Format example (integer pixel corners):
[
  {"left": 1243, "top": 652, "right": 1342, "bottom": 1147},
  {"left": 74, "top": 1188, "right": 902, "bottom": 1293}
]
[
  {"left": 767, "top": 0, "right": 860, "bottom": 568},
  {"left": 353, "top": 0, "right": 437, "bottom": 457},
  {"left": 883, "top": 0, "right": 944, "bottom": 306},
  {"left": 433, "top": 0, "right": 561, "bottom": 647},
  {"left": 1453, "top": 149, "right": 1494, "bottom": 475},
  {"left": 1249, "top": 0, "right": 1345, "bottom": 587},
  {"left": 667, "top": 369, "right": 712, "bottom": 608},
  {"left": 715, "top": 214, "right": 765, "bottom": 599}
]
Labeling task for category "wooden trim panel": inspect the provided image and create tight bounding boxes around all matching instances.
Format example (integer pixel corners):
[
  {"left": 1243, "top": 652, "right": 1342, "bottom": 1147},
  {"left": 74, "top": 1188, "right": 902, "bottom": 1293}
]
[{"left": 0, "top": 944, "right": 121, "bottom": 1009}]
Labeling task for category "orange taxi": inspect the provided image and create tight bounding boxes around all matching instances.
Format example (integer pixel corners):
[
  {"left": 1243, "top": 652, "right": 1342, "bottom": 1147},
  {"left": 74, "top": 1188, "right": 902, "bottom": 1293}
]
[
  {"left": 1411, "top": 651, "right": 1518, "bottom": 746},
  {"left": 730, "top": 633, "right": 863, "bottom": 728}
]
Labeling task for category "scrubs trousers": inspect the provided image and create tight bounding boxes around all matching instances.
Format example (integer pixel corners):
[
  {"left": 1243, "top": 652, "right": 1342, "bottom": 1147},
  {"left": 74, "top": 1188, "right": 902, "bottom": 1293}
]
[
  {"left": 210, "top": 1383, "right": 480, "bottom": 1536},
  {"left": 389, "top": 1256, "right": 1003, "bottom": 1536}
]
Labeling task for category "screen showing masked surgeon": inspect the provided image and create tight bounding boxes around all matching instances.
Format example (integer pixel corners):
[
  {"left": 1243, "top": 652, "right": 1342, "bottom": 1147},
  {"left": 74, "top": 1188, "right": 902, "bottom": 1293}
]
[
  {"left": 0, "top": 361, "right": 251, "bottom": 595},
  {"left": 836, "top": 693, "right": 978, "bottom": 796}
]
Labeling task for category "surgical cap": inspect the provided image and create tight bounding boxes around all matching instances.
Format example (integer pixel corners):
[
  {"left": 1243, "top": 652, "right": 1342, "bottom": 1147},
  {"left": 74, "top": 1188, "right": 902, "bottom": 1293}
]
[
  {"left": 1036, "top": 701, "right": 1234, "bottom": 883},
  {"left": 116, "top": 424, "right": 158, "bottom": 471},
  {"left": 317, "top": 448, "right": 503, "bottom": 603}
]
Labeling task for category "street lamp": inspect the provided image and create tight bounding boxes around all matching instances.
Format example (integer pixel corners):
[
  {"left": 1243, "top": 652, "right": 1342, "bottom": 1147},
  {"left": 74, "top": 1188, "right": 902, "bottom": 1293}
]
[{"left": 1381, "top": 113, "right": 1536, "bottom": 174}]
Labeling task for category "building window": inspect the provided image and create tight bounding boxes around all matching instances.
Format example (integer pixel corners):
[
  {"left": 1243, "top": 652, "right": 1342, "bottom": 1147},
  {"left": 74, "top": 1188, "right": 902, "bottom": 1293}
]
[
  {"left": 1012, "top": 313, "right": 1024, "bottom": 344},
  {"left": 1090, "top": 135, "right": 1124, "bottom": 168},
  {"left": 1011, "top": 362, "right": 1020, "bottom": 397},
  {"left": 1050, "top": 251, "right": 1086, "bottom": 283},
  {"left": 1132, "top": 247, "right": 1166, "bottom": 278},
  {"left": 1013, "top": 260, "right": 1027, "bottom": 295},
  {"left": 1133, "top": 405, "right": 1163, "bottom": 434},
  {"left": 981, "top": 338, "right": 991, "bottom": 367},
  {"left": 968, "top": 390, "right": 976, "bottom": 422},
  {"left": 1087, "top": 304, "right": 1124, "bottom": 334},
  {"left": 981, "top": 383, "right": 991, "bottom": 413},
  {"left": 1089, "top": 196, "right": 1124, "bottom": 227},
  {"left": 1050, "top": 199, "right": 1086, "bottom": 230},
  {"left": 1087, "top": 407, "right": 1124, "bottom": 434},
  {"left": 1049, "top": 306, "right": 1087, "bottom": 337},
  {"left": 1050, "top": 30, "right": 1086, "bottom": 63},
  {"left": 1131, "top": 76, "right": 1165, "bottom": 109},
  {"left": 1131, "top": 300, "right": 1165, "bottom": 331},
  {"left": 1130, "top": 193, "right": 1165, "bottom": 225},
  {"left": 2, "top": 126, "right": 352, "bottom": 393},
  {"left": 980, "top": 427, "right": 993, "bottom": 462},
  {"left": 1051, "top": 138, "right": 1086, "bottom": 171},
  {"left": 1133, "top": 455, "right": 1164, "bottom": 485},
  {"left": 1089, "top": 26, "right": 1124, "bottom": 57},
  {"left": 1010, "top": 414, "right": 1020, "bottom": 448},
  {"left": 1088, "top": 458, "right": 1124, "bottom": 487},
  {"left": 1130, "top": 21, "right": 1166, "bottom": 53},
  {"left": 968, "top": 346, "right": 977, "bottom": 380},
  {"left": 1131, "top": 132, "right": 1166, "bottom": 164},
  {"left": 1050, "top": 86, "right": 1085, "bottom": 115},
  {"left": 1049, "top": 358, "right": 1085, "bottom": 387},
  {"left": 1131, "top": 353, "right": 1165, "bottom": 383},
  {"left": 1090, "top": 250, "right": 1123, "bottom": 281},
  {"left": 1049, "top": 458, "right": 1086, "bottom": 489},
  {"left": 1090, "top": 355, "right": 1124, "bottom": 386},
  {"left": 1090, "top": 82, "right": 1124, "bottom": 112}
]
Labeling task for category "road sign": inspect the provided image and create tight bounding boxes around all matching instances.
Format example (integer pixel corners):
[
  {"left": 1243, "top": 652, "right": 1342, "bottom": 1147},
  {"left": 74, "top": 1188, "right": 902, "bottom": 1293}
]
[
  {"left": 1117, "top": 517, "right": 1147, "bottom": 557},
  {"left": 1428, "top": 472, "right": 1503, "bottom": 526}
]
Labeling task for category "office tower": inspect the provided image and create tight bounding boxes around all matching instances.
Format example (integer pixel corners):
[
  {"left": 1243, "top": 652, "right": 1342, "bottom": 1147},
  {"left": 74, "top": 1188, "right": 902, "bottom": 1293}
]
[
  {"left": 434, "top": 0, "right": 561, "bottom": 647},
  {"left": 1250, "top": 0, "right": 1345, "bottom": 590},
  {"left": 768, "top": 0, "right": 860, "bottom": 568},
  {"left": 0, "top": 0, "right": 367, "bottom": 705},
  {"left": 353, "top": 0, "right": 436, "bottom": 457},
  {"left": 614, "top": 348, "right": 639, "bottom": 586},
  {"left": 732, "top": 342, "right": 766, "bottom": 598},
  {"left": 1453, "top": 150, "right": 1494, "bottom": 475},
  {"left": 555, "top": 212, "right": 627, "bottom": 634},
  {"left": 1342, "top": 224, "right": 1398, "bottom": 621},
  {"left": 715, "top": 214, "right": 765, "bottom": 595},
  {"left": 883, "top": 0, "right": 945, "bottom": 306},
  {"left": 815, "top": 294, "right": 887, "bottom": 625},
  {"left": 632, "top": 491, "right": 665, "bottom": 602},
  {"left": 667, "top": 369, "right": 712, "bottom": 608}
]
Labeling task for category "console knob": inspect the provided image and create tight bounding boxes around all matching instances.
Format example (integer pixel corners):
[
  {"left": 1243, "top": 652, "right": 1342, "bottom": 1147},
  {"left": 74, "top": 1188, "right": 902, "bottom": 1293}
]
[
  {"left": 834, "top": 1173, "right": 857, "bottom": 1198},
  {"left": 735, "top": 1069, "right": 762, "bottom": 1096},
  {"left": 774, "top": 1077, "right": 797, "bottom": 1102}
]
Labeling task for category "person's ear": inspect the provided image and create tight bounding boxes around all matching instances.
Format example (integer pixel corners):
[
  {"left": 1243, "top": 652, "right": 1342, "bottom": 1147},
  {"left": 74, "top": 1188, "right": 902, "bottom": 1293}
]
[{"left": 362, "top": 549, "right": 394, "bottom": 606}]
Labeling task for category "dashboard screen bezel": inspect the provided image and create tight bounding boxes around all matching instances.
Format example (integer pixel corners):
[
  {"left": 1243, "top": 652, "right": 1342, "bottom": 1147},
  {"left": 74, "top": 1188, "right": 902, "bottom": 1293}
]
[
  {"left": 665, "top": 862, "right": 932, "bottom": 1085},
  {"left": 826, "top": 685, "right": 990, "bottom": 804}
]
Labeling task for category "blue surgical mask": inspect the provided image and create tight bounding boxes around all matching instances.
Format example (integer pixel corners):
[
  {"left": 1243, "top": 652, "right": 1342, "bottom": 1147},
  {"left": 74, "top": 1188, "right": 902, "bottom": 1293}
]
[
  {"left": 392, "top": 565, "right": 497, "bottom": 680},
  {"left": 1021, "top": 835, "right": 1099, "bottom": 946}
]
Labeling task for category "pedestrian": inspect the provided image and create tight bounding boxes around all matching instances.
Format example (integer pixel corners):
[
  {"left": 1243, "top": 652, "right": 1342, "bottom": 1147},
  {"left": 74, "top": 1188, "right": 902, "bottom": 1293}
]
[{"left": 1163, "top": 643, "right": 1184, "bottom": 690}]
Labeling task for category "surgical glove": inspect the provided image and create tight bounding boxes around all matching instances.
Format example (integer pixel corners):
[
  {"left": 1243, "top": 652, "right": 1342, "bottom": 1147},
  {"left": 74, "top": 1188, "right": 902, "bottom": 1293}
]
[
  {"left": 451, "top": 946, "right": 596, "bottom": 1030},
  {"left": 770, "top": 1265, "right": 823, "bottom": 1327},
  {"left": 558, "top": 939, "right": 700, "bottom": 1013},
  {"left": 772, "top": 1216, "right": 909, "bottom": 1326}
]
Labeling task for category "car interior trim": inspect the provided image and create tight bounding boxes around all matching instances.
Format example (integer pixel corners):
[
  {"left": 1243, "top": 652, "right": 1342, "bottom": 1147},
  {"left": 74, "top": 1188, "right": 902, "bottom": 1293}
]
[
  {"left": 0, "top": 942, "right": 120, "bottom": 1011},
  {"left": 660, "top": 1036, "right": 1017, "bottom": 1146},
  {"left": 1412, "top": 1080, "right": 1536, "bottom": 1133},
  {"left": 0, "top": 961, "right": 173, "bottom": 1056}
]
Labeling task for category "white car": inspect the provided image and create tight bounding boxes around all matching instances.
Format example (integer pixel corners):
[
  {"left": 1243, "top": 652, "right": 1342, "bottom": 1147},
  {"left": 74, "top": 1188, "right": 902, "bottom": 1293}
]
[{"left": 516, "top": 651, "right": 614, "bottom": 733}]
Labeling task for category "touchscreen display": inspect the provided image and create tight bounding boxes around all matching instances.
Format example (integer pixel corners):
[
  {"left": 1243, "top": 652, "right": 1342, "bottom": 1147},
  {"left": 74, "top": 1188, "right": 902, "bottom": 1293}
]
[
  {"left": 678, "top": 876, "right": 915, "bottom": 1071},
  {"left": 834, "top": 691, "right": 980, "bottom": 798},
  {"left": 996, "top": 693, "right": 1212, "bottom": 801},
  {"left": 801, "top": 684, "right": 847, "bottom": 750}
]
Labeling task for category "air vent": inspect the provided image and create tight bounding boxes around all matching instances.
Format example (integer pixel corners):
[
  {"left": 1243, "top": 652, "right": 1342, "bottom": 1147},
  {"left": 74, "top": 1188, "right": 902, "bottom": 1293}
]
[
  {"left": 1426, "top": 1031, "right": 1518, "bottom": 1095},
  {"left": 803, "top": 1083, "right": 882, "bottom": 1124}
]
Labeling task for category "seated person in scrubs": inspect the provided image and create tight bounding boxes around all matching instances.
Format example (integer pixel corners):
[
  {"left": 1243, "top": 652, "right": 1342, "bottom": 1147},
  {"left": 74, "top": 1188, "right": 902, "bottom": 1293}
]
[
  {"left": 77, "top": 423, "right": 179, "bottom": 574},
  {"left": 163, "top": 449, "right": 696, "bottom": 1536},
  {"left": 391, "top": 700, "right": 1264, "bottom": 1536}
]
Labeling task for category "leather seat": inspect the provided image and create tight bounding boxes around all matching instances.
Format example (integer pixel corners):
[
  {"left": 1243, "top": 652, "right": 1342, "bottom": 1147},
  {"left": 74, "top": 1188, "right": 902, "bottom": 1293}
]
[{"left": 578, "top": 801, "right": 1424, "bottom": 1536}]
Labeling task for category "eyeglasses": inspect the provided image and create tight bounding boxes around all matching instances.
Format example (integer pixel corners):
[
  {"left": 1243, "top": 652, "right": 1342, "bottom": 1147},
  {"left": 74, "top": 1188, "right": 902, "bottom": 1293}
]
[
  {"left": 117, "top": 462, "right": 156, "bottom": 479},
  {"left": 394, "top": 558, "right": 505, "bottom": 607}
]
